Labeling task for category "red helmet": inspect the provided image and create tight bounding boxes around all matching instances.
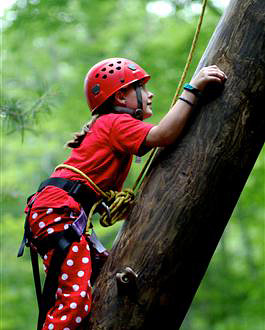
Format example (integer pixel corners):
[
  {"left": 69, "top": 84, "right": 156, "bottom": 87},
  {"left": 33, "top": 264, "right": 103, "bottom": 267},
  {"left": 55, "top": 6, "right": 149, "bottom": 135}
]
[{"left": 84, "top": 58, "right": 150, "bottom": 113}]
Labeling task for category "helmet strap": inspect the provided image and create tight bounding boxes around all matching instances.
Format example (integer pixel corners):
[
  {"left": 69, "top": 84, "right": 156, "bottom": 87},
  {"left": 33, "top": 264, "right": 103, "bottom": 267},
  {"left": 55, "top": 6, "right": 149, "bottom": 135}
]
[
  {"left": 113, "top": 106, "right": 143, "bottom": 120},
  {"left": 133, "top": 82, "right": 143, "bottom": 120},
  {"left": 112, "top": 82, "right": 144, "bottom": 120}
]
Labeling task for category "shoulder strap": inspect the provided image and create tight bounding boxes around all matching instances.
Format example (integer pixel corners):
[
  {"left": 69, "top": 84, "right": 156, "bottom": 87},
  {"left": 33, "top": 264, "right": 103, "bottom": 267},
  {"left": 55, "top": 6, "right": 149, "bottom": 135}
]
[{"left": 30, "top": 247, "right": 42, "bottom": 312}]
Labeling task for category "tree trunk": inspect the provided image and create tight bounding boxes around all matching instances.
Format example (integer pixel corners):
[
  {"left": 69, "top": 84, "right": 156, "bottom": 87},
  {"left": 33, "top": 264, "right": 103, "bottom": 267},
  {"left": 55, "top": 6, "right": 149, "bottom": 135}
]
[{"left": 87, "top": 0, "right": 265, "bottom": 329}]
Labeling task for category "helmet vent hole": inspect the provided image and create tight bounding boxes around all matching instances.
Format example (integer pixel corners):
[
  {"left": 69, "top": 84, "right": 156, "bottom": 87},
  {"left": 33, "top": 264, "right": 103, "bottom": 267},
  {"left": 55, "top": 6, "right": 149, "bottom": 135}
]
[
  {"left": 120, "top": 79, "right": 125, "bottom": 83},
  {"left": 109, "top": 70, "right": 114, "bottom": 74},
  {"left": 117, "top": 60, "right": 122, "bottom": 64},
  {"left": 116, "top": 66, "right": 121, "bottom": 70},
  {"left": 95, "top": 73, "right": 99, "bottom": 78},
  {"left": 109, "top": 63, "right": 114, "bottom": 67},
  {"left": 101, "top": 68, "right": 106, "bottom": 72},
  {"left": 102, "top": 74, "right": 107, "bottom": 79}
]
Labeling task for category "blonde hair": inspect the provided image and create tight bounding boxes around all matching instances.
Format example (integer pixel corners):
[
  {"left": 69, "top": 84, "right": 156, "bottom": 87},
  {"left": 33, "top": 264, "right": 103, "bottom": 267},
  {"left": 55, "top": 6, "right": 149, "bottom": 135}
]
[
  {"left": 65, "top": 93, "right": 119, "bottom": 148},
  {"left": 65, "top": 114, "right": 99, "bottom": 148}
]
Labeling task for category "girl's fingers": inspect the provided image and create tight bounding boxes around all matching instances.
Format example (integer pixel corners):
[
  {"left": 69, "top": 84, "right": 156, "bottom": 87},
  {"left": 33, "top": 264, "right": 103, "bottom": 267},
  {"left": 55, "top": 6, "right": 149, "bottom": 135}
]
[
  {"left": 192, "top": 66, "right": 227, "bottom": 90},
  {"left": 203, "top": 66, "right": 227, "bottom": 77},
  {"left": 206, "top": 70, "right": 227, "bottom": 81}
]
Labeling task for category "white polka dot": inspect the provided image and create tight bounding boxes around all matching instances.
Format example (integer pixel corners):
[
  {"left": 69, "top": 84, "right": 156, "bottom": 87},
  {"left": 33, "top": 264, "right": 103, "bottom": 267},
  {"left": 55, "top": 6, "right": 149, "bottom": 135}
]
[
  {"left": 47, "top": 228, "right": 54, "bottom": 234},
  {"left": 43, "top": 265, "right": 47, "bottom": 271},
  {"left": 77, "top": 271, "right": 84, "bottom": 277},
  {"left": 75, "top": 316, "right": 82, "bottom": 323},
  {"left": 80, "top": 291, "right": 86, "bottom": 298},
  {"left": 73, "top": 284, "right": 79, "bottom": 291},
  {"left": 39, "top": 222, "right": 45, "bottom": 228},
  {"left": 66, "top": 259, "right": 74, "bottom": 266},
  {"left": 44, "top": 255, "right": 48, "bottom": 260},
  {"left": 63, "top": 294, "right": 70, "bottom": 297},
  {"left": 61, "top": 315, "right": 67, "bottom": 321},
  {"left": 48, "top": 324, "right": 54, "bottom": 330},
  {"left": 58, "top": 304, "right": 64, "bottom": 310},
  {"left": 86, "top": 244, "right": 90, "bottom": 251},
  {"left": 54, "top": 217, "right": 61, "bottom": 222},
  {"left": 85, "top": 304, "right": 89, "bottom": 312},
  {"left": 48, "top": 314, "right": 54, "bottom": 319},
  {"left": 63, "top": 328, "right": 70, "bottom": 330},
  {"left": 72, "top": 246, "right": 78, "bottom": 252},
  {"left": 57, "top": 288, "right": 62, "bottom": 294},
  {"left": 62, "top": 273, "right": 68, "bottom": 280},
  {"left": 88, "top": 280, "right": 91, "bottom": 287},
  {"left": 70, "top": 302, "right": 77, "bottom": 309},
  {"left": 32, "top": 213, "right": 38, "bottom": 219},
  {"left": 82, "top": 257, "right": 89, "bottom": 264},
  {"left": 64, "top": 224, "right": 69, "bottom": 230},
  {"left": 46, "top": 208, "right": 53, "bottom": 214}
]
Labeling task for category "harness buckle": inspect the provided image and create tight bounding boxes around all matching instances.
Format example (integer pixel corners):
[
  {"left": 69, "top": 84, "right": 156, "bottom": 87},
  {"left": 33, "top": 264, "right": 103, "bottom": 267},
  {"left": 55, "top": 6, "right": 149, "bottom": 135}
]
[{"left": 68, "top": 180, "right": 83, "bottom": 199}]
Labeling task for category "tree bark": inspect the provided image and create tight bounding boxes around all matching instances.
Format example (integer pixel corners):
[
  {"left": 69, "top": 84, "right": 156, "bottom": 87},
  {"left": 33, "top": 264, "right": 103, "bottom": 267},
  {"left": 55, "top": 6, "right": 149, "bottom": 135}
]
[{"left": 87, "top": 0, "right": 265, "bottom": 329}]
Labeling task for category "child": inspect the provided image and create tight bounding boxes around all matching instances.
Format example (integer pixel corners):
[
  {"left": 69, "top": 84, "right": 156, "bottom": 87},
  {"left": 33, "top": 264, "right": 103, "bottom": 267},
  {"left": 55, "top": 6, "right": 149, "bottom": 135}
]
[{"left": 21, "top": 58, "right": 226, "bottom": 329}]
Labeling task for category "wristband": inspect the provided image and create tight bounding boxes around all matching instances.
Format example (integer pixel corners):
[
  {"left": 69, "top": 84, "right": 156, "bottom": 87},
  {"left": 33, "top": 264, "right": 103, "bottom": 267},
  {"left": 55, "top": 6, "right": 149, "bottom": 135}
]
[
  {"left": 183, "top": 83, "right": 202, "bottom": 98},
  {"left": 179, "top": 96, "right": 194, "bottom": 107}
]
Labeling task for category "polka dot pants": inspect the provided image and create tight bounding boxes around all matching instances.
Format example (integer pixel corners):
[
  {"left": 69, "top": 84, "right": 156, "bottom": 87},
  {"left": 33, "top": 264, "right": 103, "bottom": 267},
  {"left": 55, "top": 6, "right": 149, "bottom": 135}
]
[{"left": 28, "top": 207, "right": 92, "bottom": 330}]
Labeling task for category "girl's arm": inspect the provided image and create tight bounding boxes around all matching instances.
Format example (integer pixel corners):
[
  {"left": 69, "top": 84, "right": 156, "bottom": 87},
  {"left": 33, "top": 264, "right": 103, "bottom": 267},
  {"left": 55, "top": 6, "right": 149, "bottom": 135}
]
[{"left": 146, "top": 65, "right": 227, "bottom": 147}]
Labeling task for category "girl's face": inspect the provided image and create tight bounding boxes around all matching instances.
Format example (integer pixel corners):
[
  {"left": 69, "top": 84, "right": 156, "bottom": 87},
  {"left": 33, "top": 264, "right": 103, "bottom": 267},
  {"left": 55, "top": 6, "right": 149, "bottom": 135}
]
[
  {"left": 141, "top": 84, "right": 154, "bottom": 119},
  {"left": 121, "top": 84, "right": 154, "bottom": 119}
]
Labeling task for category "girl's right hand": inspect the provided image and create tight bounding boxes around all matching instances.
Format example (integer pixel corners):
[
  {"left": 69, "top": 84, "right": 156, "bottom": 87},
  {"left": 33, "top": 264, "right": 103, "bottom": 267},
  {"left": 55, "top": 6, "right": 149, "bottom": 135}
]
[{"left": 190, "top": 65, "right": 227, "bottom": 91}]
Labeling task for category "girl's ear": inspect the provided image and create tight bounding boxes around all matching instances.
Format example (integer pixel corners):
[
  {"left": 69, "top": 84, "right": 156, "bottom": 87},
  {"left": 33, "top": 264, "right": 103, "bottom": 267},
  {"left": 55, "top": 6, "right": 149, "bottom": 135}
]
[{"left": 114, "top": 89, "right": 126, "bottom": 105}]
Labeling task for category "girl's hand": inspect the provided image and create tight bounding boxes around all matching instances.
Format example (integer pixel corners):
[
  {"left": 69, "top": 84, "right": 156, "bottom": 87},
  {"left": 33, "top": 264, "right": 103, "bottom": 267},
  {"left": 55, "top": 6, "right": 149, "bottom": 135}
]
[{"left": 190, "top": 65, "right": 227, "bottom": 91}]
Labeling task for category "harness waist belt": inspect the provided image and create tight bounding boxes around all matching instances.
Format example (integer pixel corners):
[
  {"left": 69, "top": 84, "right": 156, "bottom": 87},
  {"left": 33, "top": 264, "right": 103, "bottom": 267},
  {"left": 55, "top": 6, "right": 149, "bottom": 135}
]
[{"left": 38, "top": 177, "right": 98, "bottom": 207}]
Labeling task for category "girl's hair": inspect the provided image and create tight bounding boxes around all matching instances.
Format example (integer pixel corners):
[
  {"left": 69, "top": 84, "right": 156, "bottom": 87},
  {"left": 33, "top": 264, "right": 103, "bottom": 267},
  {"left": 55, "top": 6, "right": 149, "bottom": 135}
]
[
  {"left": 65, "top": 96, "right": 115, "bottom": 149},
  {"left": 65, "top": 114, "right": 99, "bottom": 148}
]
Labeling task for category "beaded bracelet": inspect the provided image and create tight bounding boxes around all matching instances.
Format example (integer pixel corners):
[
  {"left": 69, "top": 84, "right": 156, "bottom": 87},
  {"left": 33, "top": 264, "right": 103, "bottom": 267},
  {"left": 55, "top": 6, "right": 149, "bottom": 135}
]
[{"left": 179, "top": 96, "right": 194, "bottom": 107}]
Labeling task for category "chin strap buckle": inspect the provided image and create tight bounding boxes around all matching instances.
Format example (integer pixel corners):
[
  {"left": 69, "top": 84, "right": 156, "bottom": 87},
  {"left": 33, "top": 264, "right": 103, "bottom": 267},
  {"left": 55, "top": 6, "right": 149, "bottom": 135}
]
[{"left": 134, "top": 108, "right": 143, "bottom": 120}]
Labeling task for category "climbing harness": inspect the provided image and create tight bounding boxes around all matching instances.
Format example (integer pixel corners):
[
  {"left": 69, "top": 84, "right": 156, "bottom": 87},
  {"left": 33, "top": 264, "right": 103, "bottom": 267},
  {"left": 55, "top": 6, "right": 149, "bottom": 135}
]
[{"left": 17, "top": 179, "right": 106, "bottom": 330}]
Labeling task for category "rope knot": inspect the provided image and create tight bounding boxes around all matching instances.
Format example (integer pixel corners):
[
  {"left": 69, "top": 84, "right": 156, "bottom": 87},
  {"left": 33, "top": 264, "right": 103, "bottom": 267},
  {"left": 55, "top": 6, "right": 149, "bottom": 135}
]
[{"left": 100, "top": 188, "right": 135, "bottom": 227}]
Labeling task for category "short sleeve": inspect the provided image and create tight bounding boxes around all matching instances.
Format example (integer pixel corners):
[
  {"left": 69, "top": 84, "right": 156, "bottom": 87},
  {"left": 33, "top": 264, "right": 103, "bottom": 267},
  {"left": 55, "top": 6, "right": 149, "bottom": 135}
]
[{"left": 110, "top": 114, "right": 154, "bottom": 155}]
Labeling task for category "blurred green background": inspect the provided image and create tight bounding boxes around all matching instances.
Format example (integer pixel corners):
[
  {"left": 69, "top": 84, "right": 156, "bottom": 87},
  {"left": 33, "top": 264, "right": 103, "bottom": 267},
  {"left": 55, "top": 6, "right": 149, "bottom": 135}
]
[{"left": 1, "top": 0, "right": 264, "bottom": 329}]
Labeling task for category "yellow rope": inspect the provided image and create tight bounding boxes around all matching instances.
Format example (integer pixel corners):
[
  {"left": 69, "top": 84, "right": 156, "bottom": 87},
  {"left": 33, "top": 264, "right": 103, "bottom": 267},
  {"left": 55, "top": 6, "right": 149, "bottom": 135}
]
[
  {"left": 55, "top": 164, "right": 135, "bottom": 230},
  {"left": 55, "top": 164, "right": 107, "bottom": 197},
  {"left": 171, "top": 0, "right": 208, "bottom": 106},
  {"left": 98, "top": 188, "right": 135, "bottom": 227},
  {"left": 133, "top": 0, "right": 208, "bottom": 193}
]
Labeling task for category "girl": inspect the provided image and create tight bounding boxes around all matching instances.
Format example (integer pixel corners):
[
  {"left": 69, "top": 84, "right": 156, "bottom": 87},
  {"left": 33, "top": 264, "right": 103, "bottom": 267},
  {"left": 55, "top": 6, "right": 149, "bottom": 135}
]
[{"left": 22, "top": 58, "right": 226, "bottom": 329}]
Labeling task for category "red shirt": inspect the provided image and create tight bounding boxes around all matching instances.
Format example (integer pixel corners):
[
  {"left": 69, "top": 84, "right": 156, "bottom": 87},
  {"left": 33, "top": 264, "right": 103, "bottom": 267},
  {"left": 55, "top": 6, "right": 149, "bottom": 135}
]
[{"left": 30, "top": 113, "right": 154, "bottom": 211}]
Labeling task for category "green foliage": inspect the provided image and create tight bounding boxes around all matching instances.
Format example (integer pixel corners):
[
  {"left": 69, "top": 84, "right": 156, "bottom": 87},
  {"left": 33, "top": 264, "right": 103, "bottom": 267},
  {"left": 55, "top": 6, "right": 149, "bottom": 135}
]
[
  {"left": 1, "top": 1, "right": 264, "bottom": 329},
  {"left": 1, "top": 85, "right": 56, "bottom": 140}
]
